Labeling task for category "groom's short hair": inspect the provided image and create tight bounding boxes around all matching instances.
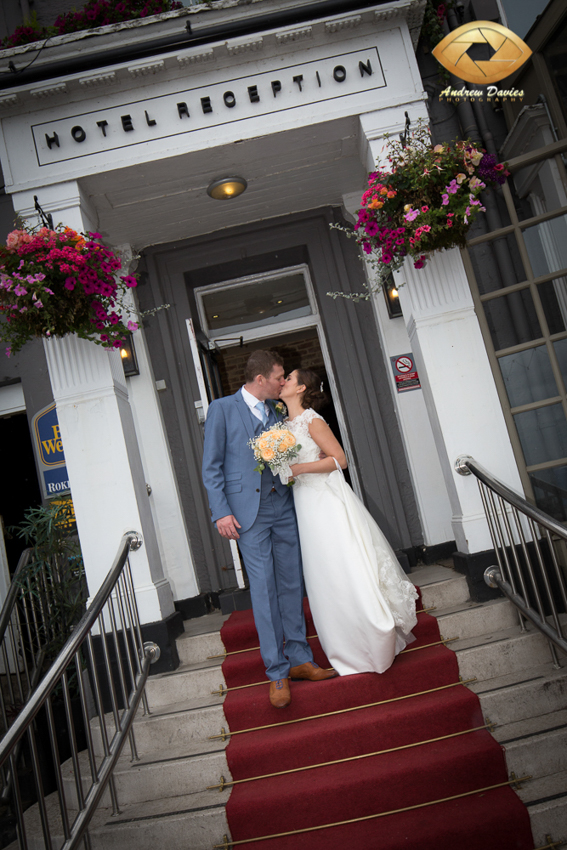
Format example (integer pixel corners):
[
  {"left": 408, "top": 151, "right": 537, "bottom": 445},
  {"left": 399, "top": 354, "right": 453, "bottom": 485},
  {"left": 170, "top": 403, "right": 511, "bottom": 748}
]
[{"left": 244, "top": 350, "right": 284, "bottom": 383}]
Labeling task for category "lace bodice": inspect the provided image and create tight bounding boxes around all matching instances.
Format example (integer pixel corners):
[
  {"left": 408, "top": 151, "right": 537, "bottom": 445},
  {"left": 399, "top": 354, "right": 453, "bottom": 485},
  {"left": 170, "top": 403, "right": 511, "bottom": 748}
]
[{"left": 286, "top": 409, "right": 331, "bottom": 489}]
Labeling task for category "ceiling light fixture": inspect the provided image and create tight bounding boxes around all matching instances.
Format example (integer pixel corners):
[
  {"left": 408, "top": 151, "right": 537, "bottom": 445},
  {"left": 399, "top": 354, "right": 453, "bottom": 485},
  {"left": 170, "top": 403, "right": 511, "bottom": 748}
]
[{"left": 207, "top": 176, "right": 248, "bottom": 200}]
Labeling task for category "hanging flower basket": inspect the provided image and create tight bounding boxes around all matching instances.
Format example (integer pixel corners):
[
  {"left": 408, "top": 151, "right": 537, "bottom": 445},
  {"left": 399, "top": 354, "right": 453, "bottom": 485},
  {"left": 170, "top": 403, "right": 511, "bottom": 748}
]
[
  {"left": 2, "top": 0, "right": 183, "bottom": 49},
  {"left": 0, "top": 223, "right": 138, "bottom": 357},
  {"left": 354, "top": 121, "right": 509, "bottom": 273}
]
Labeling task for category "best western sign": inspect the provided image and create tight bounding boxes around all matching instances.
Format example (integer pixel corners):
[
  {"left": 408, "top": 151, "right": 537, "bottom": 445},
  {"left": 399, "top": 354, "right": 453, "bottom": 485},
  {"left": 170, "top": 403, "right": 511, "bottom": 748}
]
[{"left": 32, "top": 403, "right": 71, "bottom": 498}]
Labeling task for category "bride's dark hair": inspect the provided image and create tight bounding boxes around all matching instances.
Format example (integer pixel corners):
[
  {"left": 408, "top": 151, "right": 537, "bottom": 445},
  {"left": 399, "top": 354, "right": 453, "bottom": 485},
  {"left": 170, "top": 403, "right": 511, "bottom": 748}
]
[{"left": 297, "top": 368, "right": 327, "bottom": 412}]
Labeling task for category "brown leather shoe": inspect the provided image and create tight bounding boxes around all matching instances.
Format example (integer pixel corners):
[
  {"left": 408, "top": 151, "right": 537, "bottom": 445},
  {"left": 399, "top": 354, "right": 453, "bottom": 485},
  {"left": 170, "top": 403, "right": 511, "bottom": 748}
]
[
  {"left": 289, "top": 661, "right": 337, "bottom": 681},
  {"left": 269, "top": 678, "right": 291, "bottom": 708}
]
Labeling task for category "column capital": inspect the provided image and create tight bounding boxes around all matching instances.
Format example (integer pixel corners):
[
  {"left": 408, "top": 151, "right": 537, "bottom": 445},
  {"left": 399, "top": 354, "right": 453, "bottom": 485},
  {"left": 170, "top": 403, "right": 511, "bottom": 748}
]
[
  {"left": 396, "top": 248, "right": 475, "bottom": 320},
  {"left": 43, "top": 334, "right": 127, "bottom": 402},
  {"left": 12, "top": 181, "right": 97, "bottom": 234}
]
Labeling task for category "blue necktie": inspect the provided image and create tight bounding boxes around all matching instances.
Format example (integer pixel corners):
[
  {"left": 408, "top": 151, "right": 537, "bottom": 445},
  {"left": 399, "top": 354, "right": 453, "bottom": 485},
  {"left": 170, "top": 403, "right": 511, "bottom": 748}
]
[{"left": 255, "top": 401, "right": 268, "bottom": 426}]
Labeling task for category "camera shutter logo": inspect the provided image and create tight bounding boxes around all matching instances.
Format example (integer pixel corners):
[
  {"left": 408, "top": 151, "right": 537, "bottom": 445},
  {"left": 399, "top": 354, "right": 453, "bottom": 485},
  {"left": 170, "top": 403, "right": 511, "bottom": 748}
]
[{"left": 433, "top": 21, "right": 532, "bottom": 85}]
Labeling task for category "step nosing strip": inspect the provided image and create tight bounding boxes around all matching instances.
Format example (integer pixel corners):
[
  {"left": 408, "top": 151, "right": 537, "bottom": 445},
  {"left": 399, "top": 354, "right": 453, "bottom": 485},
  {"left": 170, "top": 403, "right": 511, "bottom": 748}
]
[
  {"left": 137, "top": 749, "right": 226, "bottom": 766},
  {"left": 475, "top": 675, "right": 546, "bottom": 694},
  {"left": 500, "top": 721, "right": 567, "bottom": 744},
  {"left": 213, "top": 776, "right": 531, "bottom": 848},
  {"left": 104, "top": 802, "right": 226, "bottom": 825},
  {"left": 209, "top": 678, "right": 476, "bottom": 740},
  {"left": 147, "top": 702, "right": 223, "bottom": 717},
  {"left": 526, "top": 790, "right": 567, "bottom": 807}
]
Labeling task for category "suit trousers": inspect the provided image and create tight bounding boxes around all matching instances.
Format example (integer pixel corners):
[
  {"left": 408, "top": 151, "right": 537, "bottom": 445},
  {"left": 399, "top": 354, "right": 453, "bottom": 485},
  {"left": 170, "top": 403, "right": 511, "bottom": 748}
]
[{"left": 236, "top": 486, "right": 313, "bottom": 680}]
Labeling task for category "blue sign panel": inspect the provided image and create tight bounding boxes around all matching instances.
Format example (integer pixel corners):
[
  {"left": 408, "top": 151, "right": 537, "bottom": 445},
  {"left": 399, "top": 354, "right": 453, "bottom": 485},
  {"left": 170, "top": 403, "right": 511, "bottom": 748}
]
[
  {"left": 34, "top": 404, "right": 66, "bottom": 466},
  {"left": 43, "top": 466, "right": 71, "bottom": 497}
]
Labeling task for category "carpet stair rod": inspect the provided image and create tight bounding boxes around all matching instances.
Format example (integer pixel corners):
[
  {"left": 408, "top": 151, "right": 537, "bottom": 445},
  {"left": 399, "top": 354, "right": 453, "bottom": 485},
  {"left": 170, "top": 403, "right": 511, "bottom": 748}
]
[
  {"left": 209, "top": 677, "right": 477, "bottom": 740},
  {"left": 207, "top": 607, "right": 436, "bottom": 659},
  {"left": 213, "top": 776, "right": 532, "bottom": 849},
  {"left": 208, "top": 722, "right": 497, "bottom": 791},
  {"left": 211, "top": 639, "right": 458, "bottom": 695}
]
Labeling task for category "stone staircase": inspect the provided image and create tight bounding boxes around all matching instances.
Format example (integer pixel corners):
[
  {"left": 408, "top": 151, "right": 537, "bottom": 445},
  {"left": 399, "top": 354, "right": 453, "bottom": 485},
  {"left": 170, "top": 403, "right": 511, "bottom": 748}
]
[{"left": 17, "top": 563, "right": 567, "bottom": 849}]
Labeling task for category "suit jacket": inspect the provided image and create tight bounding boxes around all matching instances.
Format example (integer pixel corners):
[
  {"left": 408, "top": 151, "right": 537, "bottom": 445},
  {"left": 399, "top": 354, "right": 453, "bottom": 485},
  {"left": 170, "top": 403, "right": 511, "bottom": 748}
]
[{"left": 202, "top": 390, "right": 289, "bottom": 533}]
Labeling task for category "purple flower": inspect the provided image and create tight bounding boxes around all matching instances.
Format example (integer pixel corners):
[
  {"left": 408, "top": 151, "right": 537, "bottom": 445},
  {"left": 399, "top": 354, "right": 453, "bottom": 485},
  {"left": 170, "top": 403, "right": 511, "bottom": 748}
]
[
  {"left": 14, "top": 283, "right": 27, "bottom": 296},
  {"left": 441, "top": 194, "right": 450, "bottom": 206}
]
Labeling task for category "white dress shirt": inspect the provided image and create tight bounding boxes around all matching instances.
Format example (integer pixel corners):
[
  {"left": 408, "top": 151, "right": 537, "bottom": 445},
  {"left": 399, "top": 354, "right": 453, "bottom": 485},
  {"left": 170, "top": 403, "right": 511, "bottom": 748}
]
[{"left": 241, "top": 386, "right": 268, "bottom": 423}]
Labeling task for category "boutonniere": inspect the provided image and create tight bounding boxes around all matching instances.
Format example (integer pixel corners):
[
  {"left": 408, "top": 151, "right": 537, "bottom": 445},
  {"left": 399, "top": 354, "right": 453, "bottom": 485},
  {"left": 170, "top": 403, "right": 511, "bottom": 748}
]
[{"left": 275, "top": 401, "right": 287, "bottom": 416}]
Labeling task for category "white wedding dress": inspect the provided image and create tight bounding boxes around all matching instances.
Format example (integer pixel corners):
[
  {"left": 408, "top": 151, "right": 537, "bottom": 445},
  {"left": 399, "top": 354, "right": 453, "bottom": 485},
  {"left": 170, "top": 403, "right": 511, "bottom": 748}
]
[{"left": 287, "top": 408, "right": 418, "bottom": 676}]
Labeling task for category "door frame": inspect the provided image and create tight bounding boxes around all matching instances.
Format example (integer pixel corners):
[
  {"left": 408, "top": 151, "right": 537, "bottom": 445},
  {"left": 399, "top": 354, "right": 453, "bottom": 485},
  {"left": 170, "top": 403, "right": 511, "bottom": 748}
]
[{"left": 192, "top": 267, "right": 362, "bottom": 498}]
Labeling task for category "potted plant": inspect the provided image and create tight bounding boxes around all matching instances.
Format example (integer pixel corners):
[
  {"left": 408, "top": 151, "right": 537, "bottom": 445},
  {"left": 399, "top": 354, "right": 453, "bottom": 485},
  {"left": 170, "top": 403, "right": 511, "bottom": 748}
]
[
  {"left": 1, "top": 0, "right": 183, "bottom": 49},
  {"left": 0, "top": 222, "right": 139, "bottom": 357}
]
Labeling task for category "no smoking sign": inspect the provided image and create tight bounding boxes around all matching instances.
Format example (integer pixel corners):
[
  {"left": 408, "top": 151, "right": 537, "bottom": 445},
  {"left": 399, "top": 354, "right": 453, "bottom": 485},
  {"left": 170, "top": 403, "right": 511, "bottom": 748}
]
[{"left": 390, "top": 353, "right": 421, "bottom": 393}]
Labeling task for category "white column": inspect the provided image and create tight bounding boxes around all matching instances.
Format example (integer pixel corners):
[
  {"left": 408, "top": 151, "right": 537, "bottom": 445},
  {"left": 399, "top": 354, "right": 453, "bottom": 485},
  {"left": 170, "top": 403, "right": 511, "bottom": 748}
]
[
  {"left": 13, "top": 183, "right": 175, "bottom": 624},
  {"left": 357, "top": 110, "right": 524, "bottom": 555},
  {"left": 341, "top": 190, "right": 454, "bottom": 549},
  {"left": 397, "top": 248, "right": 524, "bottom": 553},
  {"left": 116, "top": 272, "right": 199, "bottom": 601}
]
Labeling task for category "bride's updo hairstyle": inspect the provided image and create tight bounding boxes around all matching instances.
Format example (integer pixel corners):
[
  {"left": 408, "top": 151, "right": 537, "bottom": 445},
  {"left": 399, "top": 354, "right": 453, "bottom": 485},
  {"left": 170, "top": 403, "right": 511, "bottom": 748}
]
[{"left": 297, "top": 368, "right": 327, "bottom": 412}]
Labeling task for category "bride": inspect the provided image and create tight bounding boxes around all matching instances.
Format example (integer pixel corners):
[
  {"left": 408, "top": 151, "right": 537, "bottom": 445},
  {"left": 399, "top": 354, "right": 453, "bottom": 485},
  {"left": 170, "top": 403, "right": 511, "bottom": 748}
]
[{"left": 280, "top": 368, "right": 418, "bottom": 676}]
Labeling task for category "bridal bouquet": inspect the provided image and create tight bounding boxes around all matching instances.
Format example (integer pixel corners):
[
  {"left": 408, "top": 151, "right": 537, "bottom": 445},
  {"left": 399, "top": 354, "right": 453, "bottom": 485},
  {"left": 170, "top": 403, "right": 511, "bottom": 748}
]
[{"left": 248, "top": 423, "right": 301, "bottom": 485}]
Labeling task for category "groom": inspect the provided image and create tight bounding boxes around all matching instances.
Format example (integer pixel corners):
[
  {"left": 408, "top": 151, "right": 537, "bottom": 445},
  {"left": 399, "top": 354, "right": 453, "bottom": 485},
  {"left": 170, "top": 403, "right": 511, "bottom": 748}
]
[{"left": 202, "top": 349, "right": 335, "bottom": 708}]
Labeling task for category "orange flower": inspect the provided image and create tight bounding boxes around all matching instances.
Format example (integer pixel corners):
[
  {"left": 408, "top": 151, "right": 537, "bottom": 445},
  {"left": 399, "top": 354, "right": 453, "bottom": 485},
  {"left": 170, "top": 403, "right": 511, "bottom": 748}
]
[
  {"left": 261, "top": 447, "right": 275, "bottom": 462},
  {"left": 278, "top": 431, "right": 296, "bottom": 450}
]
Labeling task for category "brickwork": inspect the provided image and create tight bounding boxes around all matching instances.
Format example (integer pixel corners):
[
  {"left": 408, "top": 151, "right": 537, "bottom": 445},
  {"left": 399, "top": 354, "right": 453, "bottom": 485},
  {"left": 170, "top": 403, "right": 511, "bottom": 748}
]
[{"left": 215, "top": 333, "right": 326, "bottom": 397}]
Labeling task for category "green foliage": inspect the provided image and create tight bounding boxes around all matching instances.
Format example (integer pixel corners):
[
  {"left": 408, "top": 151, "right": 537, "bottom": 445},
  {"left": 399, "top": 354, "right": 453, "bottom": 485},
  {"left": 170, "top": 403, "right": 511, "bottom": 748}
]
[{"left": 11, "top": 498, "right": 86, "bottom": 666}]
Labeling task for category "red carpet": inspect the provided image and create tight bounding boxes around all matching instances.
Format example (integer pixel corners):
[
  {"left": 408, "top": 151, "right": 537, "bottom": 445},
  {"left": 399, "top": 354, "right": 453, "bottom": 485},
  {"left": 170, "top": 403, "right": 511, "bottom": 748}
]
[{"left": 219, "top": 597, "right": 535, "bottom": 849}]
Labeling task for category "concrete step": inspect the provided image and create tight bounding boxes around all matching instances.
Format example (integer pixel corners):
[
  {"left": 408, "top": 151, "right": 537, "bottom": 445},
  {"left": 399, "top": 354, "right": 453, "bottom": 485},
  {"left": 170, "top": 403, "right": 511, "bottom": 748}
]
[
  {"left": 145, "top": 657, "right": 226, "bottom": 708},
  {"left": 471, "top": 661, "right": 567, "bottom": 727},
  {"left": 435, "top": 597, "right": 519, "bottom": 641},
  {"left": 411, "top": 565, "right": 470, "bottom": 610},
  {"left": 176, "top": 629, "right": 226, "bottom": 666},
  {"left": 499, "top": 710, "right": 567, "bottom": 777},
  {"left": 19, "top": 786, "right": 231, "bottom": 850},
  {"left": 61, "top": 739, "right": 230, "bottom": 808},
  {"left": 450, "top": 624, "right": 553, "bottom": 683},
  {"left": 525, "top": 782, "right": 567, "bottom": 847},
  {"left": 90, "top": 694, "right": 226, "bottom": 758}
]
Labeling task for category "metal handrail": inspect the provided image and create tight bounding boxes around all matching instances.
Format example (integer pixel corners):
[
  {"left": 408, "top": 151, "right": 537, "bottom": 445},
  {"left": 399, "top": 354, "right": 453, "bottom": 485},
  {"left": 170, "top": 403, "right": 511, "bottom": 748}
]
[
  {"left": 456, "top": 455, "right": 567, "bottom": 666},
  {"left": 0, "top": 530, "right": 161, "bottom": 850}
]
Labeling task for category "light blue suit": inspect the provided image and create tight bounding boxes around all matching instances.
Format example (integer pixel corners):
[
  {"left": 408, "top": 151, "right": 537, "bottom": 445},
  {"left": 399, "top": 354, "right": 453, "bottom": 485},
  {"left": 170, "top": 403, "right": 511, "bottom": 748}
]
[{"left": 202, "top": 389, "right": 313, "bottom": 680}]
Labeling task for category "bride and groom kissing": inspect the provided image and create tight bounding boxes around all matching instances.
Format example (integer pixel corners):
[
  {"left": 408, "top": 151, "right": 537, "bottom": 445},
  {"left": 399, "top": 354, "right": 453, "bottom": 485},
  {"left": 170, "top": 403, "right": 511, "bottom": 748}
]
[{"left": 202, "top": 349, "right": 418, "bottom": 708}]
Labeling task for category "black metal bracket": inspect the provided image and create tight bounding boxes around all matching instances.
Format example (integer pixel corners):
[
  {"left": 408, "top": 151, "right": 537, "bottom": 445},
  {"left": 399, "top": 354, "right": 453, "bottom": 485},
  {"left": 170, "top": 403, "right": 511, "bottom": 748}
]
[
  {"left": 34, "top": 196, "right": 54, "bottom": 230},
  {"left": 399, "top": 111, "right": 411, "bottom": 148},
  {"left": 212, "top": 336, "right": 244, "bottom": 348}
]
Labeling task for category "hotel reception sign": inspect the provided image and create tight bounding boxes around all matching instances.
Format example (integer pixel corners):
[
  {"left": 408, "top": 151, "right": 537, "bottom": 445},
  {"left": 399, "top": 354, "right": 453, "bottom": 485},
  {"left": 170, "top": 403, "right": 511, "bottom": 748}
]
[{"left": 31, "top": 47, "right": 384, "bottom": 166}]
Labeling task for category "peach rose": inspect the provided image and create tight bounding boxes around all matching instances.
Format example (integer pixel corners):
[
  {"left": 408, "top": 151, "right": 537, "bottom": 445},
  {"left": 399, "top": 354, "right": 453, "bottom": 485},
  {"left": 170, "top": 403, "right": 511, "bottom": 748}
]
[
  {"left": 6, "top": 230, "right": 33, "bottom": 250},
  {"left": 261, "top": 447, "right": 275, "bottom": 462},
  {"left": 278, "top": 432, "right": 296, "bottom": 450}
]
